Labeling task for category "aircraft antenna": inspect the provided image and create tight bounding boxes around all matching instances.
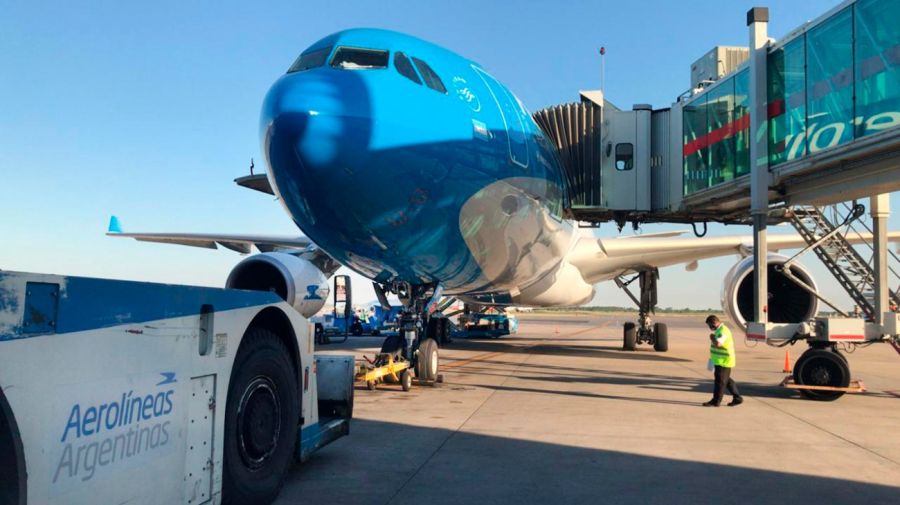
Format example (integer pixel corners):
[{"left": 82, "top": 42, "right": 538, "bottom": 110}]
[{"left": 599, "top": 46, "right": 606, "bottom": 93}]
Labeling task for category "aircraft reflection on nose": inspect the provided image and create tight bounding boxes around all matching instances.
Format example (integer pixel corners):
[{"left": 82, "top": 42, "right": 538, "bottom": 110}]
[{"left": 263, "top": 73, "right": 355, "bottom": 170}]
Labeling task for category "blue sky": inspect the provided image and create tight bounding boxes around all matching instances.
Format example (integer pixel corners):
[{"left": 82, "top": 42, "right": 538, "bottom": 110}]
[{"left": 1, "top": 0, "right": 895, "bottom": 309}]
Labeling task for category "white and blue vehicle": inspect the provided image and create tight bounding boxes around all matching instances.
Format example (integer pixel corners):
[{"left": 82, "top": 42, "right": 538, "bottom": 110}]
[{"left": 0, "top": 270, "right": 354, "bottom": 505}]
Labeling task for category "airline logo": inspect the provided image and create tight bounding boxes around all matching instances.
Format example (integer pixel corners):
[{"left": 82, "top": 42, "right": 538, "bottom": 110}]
[
  {"left": 304, "top": 284, "right": 324, "bottom": 300},
  {"left": 50, "top": 371, "right": 178, "bottom": 493},
  {"left": 453, "top": 76, "right": 481, "bottom": 113}
]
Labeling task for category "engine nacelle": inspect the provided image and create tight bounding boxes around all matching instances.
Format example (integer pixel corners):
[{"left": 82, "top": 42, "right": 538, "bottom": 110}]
[
  {"left": 226, "top": 252, "right": 330, "bottom": 318},
  {"left": 722, "top": 253, "right": 819, "bottom": 330}
]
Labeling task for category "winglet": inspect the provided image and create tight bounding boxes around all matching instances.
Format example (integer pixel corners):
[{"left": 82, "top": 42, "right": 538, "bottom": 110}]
[{"left": 108, "top": 215, "right": 123, "bottom": 234}]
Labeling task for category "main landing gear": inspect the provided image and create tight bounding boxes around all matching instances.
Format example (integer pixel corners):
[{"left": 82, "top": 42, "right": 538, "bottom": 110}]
[
  {"left": 615, "top": 268, "right": 668, "bottom": 352},
  {"left": 373, "top": 281, "right": 444, "bottom": 382}
]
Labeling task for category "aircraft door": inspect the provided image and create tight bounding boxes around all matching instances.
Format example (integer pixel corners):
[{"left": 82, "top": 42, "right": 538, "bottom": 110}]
[{"left": 473, "top": 67, "right": 529, "bottom": 168}]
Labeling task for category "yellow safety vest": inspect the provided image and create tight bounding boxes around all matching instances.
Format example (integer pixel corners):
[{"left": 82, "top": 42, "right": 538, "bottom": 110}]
[{"left": 709, "top": 324, "right": 736, "bottom": 368}]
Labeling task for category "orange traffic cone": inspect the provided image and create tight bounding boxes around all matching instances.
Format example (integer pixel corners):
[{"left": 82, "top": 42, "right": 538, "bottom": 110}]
[{"left": 782, "top": 349, "right": 792, "bottom": 373}]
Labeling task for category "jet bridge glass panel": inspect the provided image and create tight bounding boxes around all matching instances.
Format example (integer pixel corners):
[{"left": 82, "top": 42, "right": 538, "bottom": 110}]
[
  {"left": 682, "top": 73, "right": 749, "bottom": 195},
  {"left": 683, "top": 94, "right": 709, "bottom": 194},
  {"left": 768, "top": 38, "right": 807, "bottom": 166},
  {"left": 733, "top": 69, "right": 751, "bottom": 177},
  {"left": 681, "top": 0, "right": 899, "bottom": 196},
  {"left": 806, "top": 7, "right": 854, "bottom": 153},
  {"left": 855, "top": 0, "right": 900, "bottom": 138},
  {"left": 707, "top": 79, "right": 735, "bottom": 185}
]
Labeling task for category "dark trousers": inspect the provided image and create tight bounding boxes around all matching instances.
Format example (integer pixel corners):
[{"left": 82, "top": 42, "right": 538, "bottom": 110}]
[{"left": 712, "top": 365, "right": 741, "bottom": 403}]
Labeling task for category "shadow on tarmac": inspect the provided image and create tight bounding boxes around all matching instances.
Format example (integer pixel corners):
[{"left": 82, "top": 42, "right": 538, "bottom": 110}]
[
  {"left": 443, "top": 339, "right": 691, "bottom": 362},
  {"left": 280, "top": 419, "right": 900, "bottom": 505}
]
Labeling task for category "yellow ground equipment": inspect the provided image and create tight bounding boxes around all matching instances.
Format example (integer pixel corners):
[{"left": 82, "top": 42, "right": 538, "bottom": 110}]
[{"left": 356, "top": 353, "right": 414, "bottom": 391}]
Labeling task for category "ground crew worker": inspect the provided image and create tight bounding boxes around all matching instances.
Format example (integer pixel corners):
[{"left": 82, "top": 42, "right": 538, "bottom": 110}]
[{"left": 703, "top": 315, "right": 743, "bottom": 407}]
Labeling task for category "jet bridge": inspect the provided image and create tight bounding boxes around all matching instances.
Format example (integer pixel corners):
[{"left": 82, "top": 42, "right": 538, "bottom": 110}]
[
  {"left": 535, "top": 0, "right": 900, "bottom": 399},
  {"left": 537, "top": 0, "right": 900, "bottom": 227}
]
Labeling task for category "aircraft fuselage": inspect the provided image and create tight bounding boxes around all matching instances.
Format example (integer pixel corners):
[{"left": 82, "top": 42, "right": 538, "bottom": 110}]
[{"left": 261, "top": 29, "right": 590, "bottom": 306}]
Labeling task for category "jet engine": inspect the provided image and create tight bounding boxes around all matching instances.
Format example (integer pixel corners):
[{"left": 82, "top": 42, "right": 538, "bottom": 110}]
[
  {"left": 722, "top": 253, "right": 819, "bottom": 329},
  {"left": 226, "top": 252, "right": 330, "bottom": 318}
]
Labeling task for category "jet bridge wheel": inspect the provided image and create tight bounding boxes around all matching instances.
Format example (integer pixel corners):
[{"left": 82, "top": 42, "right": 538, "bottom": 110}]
[
  {"left": 623, "top": 323, "right": 637, "bottom": 351},
  {"left": 793, "top": 348, "right": 850, "bottom": 401},
  {"left": 223, "top": 328, "right": 299, "bottom": 505}
]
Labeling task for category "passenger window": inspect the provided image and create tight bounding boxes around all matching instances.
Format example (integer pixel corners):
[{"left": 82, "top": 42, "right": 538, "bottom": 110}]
[
  {"left": 287, "top": 46, "right": 333, "bottom": 73},
  {"left": 330, "top": 47, "right": 389, "bottom": 70},
  {"left": 412, "top": 57, "right": 447, "bottom": 93},
  {"left": 615, "top": 143, "right": 634, "bottom": 171},
  {"left": 394, "top": 52, "right": 422, "bottom": 84}
]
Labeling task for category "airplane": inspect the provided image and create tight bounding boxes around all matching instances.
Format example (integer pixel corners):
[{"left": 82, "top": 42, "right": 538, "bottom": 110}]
[{"left": 110, "top": 28, "right": 896, "bottom": 374}]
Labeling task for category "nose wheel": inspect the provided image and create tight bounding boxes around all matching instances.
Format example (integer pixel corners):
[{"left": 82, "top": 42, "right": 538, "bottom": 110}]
[{"left": 380, "top": 281, "right": 443, "bottom": 385}]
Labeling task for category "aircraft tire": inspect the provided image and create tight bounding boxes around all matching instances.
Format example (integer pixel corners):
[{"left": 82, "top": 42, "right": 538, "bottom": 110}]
[
  {"left": 223, "top": 328, "right": 298, "bottom": 505},
  {"left": 427, "top": 317, "right": 452, "bottom": 346},
  {"left": 440, "top": 318, "right": 453, "bottom": 345},
  {"left": 623, "top": 323, "right": 637, "bottom": 351},
  {"left": 380, "top": 334, "right": 404, "bottom": 359},
  {"left": 653, "top": 323, "right": 668, "bottom": 352},
  {"left": 416, "top": 338, "right": 439, "bottom": 381}
]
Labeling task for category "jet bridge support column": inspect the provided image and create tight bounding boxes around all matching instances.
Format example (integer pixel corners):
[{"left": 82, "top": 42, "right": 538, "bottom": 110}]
[
  {"left": 871, "top": 194, "right": 890, "bottom": 329},
  {"left": 747, "top": 7, "right": 770, "bottom": 338}
]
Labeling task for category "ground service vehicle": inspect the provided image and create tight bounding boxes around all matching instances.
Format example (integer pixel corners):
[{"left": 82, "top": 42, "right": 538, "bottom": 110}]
[{"left": 0, "top": 270, "right": 353, "bottom": 505}]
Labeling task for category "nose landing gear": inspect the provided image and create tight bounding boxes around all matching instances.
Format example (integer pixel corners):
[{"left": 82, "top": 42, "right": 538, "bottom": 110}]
[{"left": 375, "top": 281, "right": 443, "bottom": 383}]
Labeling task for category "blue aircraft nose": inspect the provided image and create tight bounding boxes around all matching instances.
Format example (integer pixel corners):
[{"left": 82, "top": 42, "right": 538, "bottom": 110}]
[
  {"left": 260, "top": 70, "right": 385, "bottom": 259},
  {"left": 261, "top": 72, "right": 372, "bottom": 172}
]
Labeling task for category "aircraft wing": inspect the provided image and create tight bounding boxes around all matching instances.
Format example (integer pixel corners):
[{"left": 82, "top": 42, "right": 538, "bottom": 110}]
[
  {"left": 105, "top": 216, "right": 311, "bottom": 254},
  {"left": 569, "top": 231, "right": 900, "bottom": 284}
]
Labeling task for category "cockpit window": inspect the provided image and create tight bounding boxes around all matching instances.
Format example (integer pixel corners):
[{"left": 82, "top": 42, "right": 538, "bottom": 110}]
[
  {"left": 411, "top": 57, "right": 447, "bottom": 94},
  {"left": 287, "top": 46, "right": 332, "bottom": 73},
  {"left": 330, "top": 47, "right": 389, "bottom": 70},
  {"left": 394, "top": 52, "right": 421, "bottom": 84}
]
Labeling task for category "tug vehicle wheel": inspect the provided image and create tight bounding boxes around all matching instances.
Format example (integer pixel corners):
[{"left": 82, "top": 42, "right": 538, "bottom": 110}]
[
  {"left": 0, "top": 385, "right": 25, "bottom": 505},
  {"left": 223, "top": 328, "right": 298, "bottom": 505}
]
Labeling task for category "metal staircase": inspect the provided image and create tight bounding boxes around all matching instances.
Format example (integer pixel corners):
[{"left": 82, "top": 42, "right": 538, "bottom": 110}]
[{"left": 788, "top": 204, "right": 900, "bottom": 319}]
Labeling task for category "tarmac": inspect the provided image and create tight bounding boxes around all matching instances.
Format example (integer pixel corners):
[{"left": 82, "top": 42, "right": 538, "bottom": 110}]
[{"left": 278, "top": 313, "right": 900, "bottom": 505}]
